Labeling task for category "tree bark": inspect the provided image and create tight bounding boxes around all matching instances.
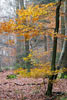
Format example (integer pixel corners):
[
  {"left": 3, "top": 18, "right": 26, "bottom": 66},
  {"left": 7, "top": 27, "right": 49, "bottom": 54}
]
[
  {"left": 16, "top": 0, "right": 24, "bottom": 62},
  {"left": 61, "top": 3, "right": 65, "bottom": 48},
  {"left": 59, "top": 0, "right": 67, "bottom": 74},
  {"left": 25, "top": 39, "right": 31, "bottom": 72},
  {"left": 46, "top": 0, "right": 61, "bottom": 96},
  {"left": 24, "top": 0, "right": 31, "bottom": 72},
  {"left": 16, "top": 0, "right": 31, "bottom": 72}
]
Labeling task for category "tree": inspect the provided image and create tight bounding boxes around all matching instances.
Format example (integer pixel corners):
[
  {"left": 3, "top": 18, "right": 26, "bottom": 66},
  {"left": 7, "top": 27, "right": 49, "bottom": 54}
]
[
  {"left": 46, "top": 0, "right": 62, "bottom": 96},
  {"left": 0, "top": 1, "right": 64, "bottom": 96},
  {"left": 60, "top": 2, "right": 65, "bottom": 49},
  {"left": 59, "top": 0, "right": 67, "bottom": 73},
  {"left": 14, "top": 2, "right": 59, "bottom": 96},
  {"left": 16, "top": 0, "right": 24, "bottom": 63}
]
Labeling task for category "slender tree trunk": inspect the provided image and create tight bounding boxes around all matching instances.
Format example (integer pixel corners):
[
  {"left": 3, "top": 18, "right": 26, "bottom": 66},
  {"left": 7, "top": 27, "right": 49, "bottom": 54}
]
[
  {"left": 46, "top": 0, "right": 61, "bottom": 96},
  {"left": 44, "top": 35, "right": 48, "bottom": 63},
  {"left": 44, "top": 36, "right": 47, "bottom": 51},
  {"left": 24, "top": 0, "right": 31, "bottom": 72},
  {"left": 61, "top": 2, "right": 65, "bottom": 48},
  {"left": 16, "top": 0, "right": 24, "bottom": 62},
  {"left": 25, "top": 39, "right": 31, "bottom": 72},
  {"left": 16, "top": 0, "right": 31, "bottom": 72},
  {"left": 59, "top": 0, "right": 67, "bottom": 74}
]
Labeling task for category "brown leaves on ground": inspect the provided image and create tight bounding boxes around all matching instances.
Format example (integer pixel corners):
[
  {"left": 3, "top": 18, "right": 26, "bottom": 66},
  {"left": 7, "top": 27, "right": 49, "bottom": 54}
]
[{"left": 0, "top": 70, "right": 67, "bottom": 100}]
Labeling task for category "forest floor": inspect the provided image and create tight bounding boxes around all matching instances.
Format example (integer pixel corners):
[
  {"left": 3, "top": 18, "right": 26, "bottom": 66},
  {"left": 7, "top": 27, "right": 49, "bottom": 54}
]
[{"left": 0, "top": 70, "right": 67, "bottom": 100}]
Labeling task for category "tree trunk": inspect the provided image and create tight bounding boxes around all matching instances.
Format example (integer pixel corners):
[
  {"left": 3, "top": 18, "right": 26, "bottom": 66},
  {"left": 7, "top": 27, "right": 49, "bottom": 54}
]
[
  {"left": 16, "top": 0, "right": 31, "bottom": 72},
  {"left": 44, "top": 35, "right": 48, "bottom": 62},
  {"left": 25, "top": 39, "right": 31, "bottom": 72},
  {"left": 16, "top": 0, "right": 24, "bottom": 62},
  {"left": 61, "top": 2, "right": 65, "bottom": 48},
  {"left": 59, "top": 0, "right": 67, "bottom": 73},
  {"left": 46, "top": 0, "right": 61, "bottom": 96},
  {"left": 24, "top": 0, "right": 31, "bottom": 72},
  {"left": 44, "top": 36, "right": 47, "bottom": 51}
]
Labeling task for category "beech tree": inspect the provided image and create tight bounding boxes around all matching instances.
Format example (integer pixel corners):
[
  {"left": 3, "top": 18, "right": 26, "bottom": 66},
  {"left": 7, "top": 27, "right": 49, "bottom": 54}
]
[
  {"left": 0, "top": 0, "right": 67, "bottom": 97},
  {"left": 46, "top": 0, "right": 62, "bottom": 96},
  {"left": 46, "top": 0, "right": 67, "bottom": 96}
]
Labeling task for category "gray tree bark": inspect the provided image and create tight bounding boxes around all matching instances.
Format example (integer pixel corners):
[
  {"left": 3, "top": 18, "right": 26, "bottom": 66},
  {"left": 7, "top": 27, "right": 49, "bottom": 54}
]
[
  {"left": 59, "top": 0, "right": 67, "bottom": 69},
  {"left": 61, "top": 2, "right": 65, "bottom": 48},
  {"left": 16, "top": 0, "right": 24, "bottom": 62}
]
